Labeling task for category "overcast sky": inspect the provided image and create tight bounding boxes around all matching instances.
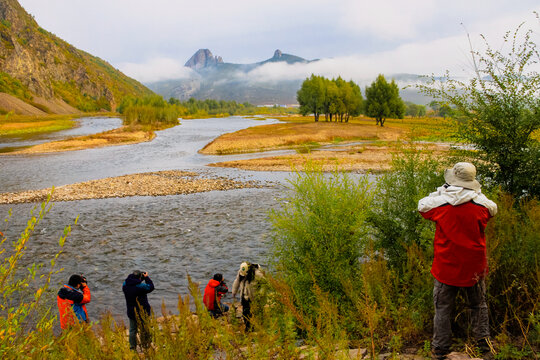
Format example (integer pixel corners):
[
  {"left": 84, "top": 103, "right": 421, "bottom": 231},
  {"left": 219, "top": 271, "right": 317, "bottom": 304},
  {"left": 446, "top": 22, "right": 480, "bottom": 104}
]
[{"left": 18, "top": 0, "right": 540, "bottom": 84}]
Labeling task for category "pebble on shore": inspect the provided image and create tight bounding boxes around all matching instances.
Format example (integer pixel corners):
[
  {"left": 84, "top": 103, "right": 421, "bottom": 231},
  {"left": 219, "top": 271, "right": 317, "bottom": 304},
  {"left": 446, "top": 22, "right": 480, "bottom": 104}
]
[{"left": 0, "top": 170, "right": 264, "bottom": 204}]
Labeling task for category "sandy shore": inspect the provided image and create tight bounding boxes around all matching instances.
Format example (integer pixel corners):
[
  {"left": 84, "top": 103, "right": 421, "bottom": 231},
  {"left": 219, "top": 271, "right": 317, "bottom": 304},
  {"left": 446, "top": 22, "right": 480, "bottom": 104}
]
[{"left": 0, "top": 170, "right": 264, "bottom": 204}]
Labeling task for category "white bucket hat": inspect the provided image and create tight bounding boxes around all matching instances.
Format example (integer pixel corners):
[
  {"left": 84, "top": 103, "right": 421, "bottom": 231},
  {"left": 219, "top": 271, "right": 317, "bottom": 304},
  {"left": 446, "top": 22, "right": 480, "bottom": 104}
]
[
  {"left": 239, "top": 262, "right": 250, "bottom": 276},
  {"left": 444, "top": 162, "right": 481, "bottom": 191}
]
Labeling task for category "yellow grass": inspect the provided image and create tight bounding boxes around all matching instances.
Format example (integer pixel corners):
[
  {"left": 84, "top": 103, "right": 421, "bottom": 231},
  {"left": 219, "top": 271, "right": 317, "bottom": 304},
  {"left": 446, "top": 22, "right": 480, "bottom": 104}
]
[
  {"left": 0, "top": 112, "right": 119, "bottom": 137},
  {"left": 6, "top": 126, "right": 155, "bottom": 154},
  {"left": 208, "top": 143, "right": 450, "bottom": 172},
  {"left": 0, "top": 114, "right": 77, "bottom": 136},
  {"left": 200, "top": 122, "right": 404, "bottom": 155}
]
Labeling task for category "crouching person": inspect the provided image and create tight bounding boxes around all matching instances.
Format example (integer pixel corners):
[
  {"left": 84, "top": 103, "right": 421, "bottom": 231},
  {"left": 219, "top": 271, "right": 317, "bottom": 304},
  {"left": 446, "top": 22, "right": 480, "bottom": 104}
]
[
  {"left": 203, "top": 273, "right": 229, "bottom": 318},
  {"left": 57, "top": 274, "right": 91, "bottom": 329},
  {"left": 122, "top": 270, "right": 154, "bottom": 351}
]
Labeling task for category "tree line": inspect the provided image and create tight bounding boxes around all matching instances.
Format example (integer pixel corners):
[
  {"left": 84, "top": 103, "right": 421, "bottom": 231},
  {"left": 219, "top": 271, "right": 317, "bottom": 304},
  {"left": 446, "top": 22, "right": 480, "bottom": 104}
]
[{"left": 297, "top": 74, "right": 408, "bottom": 126}]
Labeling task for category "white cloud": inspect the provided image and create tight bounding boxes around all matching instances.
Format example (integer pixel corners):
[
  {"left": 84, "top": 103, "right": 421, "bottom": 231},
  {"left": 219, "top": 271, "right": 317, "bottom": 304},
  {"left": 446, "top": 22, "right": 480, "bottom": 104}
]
[
  {"left": 340, "top": 0, "right": 438, "bottom": 40},
  {"left": 119, "top": 58, "right": 196, "bottom": 83}
]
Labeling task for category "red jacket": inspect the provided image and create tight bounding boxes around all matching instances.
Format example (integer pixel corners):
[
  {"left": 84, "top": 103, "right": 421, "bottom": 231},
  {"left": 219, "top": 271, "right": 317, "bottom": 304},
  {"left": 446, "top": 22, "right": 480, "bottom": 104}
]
[
  {"left": 420, "top": 201, "right": 492, "bottom": 287},
  {"left": 203, "top": 279, "right": 228, "bottom": 311},
  {"left": 57, "top": 284, "right": 91, "bottom": 329}
]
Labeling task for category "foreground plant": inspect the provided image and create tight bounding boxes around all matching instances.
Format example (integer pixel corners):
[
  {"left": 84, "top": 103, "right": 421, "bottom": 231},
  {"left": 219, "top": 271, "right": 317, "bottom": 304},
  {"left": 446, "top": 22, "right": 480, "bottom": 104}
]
[{"left": 0, "top": 194, "right": 76, "bottom": 358}]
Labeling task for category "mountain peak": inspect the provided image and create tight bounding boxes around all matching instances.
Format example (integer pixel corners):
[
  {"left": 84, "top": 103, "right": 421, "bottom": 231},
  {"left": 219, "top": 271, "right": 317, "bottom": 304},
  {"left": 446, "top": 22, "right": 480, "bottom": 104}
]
[
  {"left": 273, "top": 49, "right": 282, "bottom": 59},
  {"left": 185, "top": 49, "right": 223, "bottom": 69}
]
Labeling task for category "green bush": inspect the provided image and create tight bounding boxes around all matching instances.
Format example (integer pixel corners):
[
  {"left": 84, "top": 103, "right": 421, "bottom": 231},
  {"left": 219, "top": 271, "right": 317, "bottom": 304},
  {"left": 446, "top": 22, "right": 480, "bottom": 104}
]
[
  {"left": 269, "top": 163, "right": 373, "bottom": 331},
  {"left": 368, "top": 147, "right": 443, "bottom": 270},
  {"left": 118, "top": 95, "right": 181, "bottom": 127}
]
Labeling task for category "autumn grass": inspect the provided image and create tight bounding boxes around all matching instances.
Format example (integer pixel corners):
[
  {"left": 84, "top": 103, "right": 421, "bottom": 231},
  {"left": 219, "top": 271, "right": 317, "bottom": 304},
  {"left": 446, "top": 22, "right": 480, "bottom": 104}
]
[
  {"left": 0, "top": 112, "right": 120, "bottom": 137},
  {"left": 4, "top": 125, "right": 154, "bottom": 154},
  {"left": 208, "top": 143, "right": 451, "bottom": 172},
  {"left": 0, "top": 114, "right": 77, "bottom": 137},
  {"left": 200, "top": 121, "right": 404, "bottom": 155}
]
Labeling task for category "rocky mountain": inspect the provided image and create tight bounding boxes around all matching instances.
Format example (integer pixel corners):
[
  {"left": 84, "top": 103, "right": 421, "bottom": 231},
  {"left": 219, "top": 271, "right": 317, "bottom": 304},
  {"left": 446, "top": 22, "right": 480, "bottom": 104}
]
[
  {"left": 148, "top": 49, "right": 311, "bottom": 105},
  {"left": 185, "top": 49, "right": 223, "bottom": 70},
  {"left": 148, "top": 49, "right": 432, "bottom": 106},
  {"left": 0, "top": 0, "right": 151, "bottom": 115}
]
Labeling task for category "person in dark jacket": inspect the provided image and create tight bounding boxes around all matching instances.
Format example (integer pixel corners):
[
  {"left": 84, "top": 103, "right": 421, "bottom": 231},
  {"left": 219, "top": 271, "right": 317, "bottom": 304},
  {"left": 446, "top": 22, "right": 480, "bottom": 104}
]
[
  {"left": 418, "top": 162, "right": 497, "bottom": 360},
  {"left": 122, "top": 270, "right": 154, "bottom": 350},
  {"left": 57, "top": 274, "right": 91, "bottom": 329},
  {"left": 203, "top": 273, "right": 229, "bottom": 318}
]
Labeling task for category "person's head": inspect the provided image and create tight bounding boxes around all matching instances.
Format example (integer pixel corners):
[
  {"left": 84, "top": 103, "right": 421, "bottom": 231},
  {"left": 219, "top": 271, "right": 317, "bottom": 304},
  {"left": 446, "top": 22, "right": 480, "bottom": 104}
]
[
  {"left": 68, "top": 274, "right": 85, "bottom": 288},
  {"left": 213, "top": 273, "right": 223, "bottom": 282},
  {"left": 132, "top": 270, "right": 146, "bottom": 279},
  {"left": 238, "top": 262, "right": 250, "bottom": 277},
  {"left": 444, "top": 162, "right": 481, "bottom": 191}
]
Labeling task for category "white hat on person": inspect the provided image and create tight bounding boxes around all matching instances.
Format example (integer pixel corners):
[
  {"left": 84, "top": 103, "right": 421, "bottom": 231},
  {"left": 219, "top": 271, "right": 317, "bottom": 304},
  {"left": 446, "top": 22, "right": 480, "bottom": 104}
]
[
  {"left": 239, "top": 262, "right": 250, "bottom": 276},
  {"left": 444, "top": 162, "right": 481, "bottom": 191}
]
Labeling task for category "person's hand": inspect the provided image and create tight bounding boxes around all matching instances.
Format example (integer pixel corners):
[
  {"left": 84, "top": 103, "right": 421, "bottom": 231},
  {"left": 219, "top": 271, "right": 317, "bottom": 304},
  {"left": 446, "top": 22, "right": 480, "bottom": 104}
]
[{"left": 142, "top": 272, "right": 148, "bottom": 278}]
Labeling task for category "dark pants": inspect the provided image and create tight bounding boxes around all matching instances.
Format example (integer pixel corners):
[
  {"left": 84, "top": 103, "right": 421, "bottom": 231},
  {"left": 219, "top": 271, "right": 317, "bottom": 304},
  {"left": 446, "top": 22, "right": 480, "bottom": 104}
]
[
  {"left": 209, "top": 303, "right": 230, "bottom": 318},
  {"left": 241, "top": 297, "right": 252, "bottom": 331},
  {"left": 433, "top": 278, "right": 489, "bottom": 351},
  {"left": 129, "top": 317, "right": 151, "bottom": 350}
]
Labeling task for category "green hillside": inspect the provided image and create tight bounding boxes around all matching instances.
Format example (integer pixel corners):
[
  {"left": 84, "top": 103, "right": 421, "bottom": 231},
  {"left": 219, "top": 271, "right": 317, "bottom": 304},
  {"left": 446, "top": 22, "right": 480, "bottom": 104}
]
[{"left": 0, "top": 0, "right": 152, "bottom": 114}]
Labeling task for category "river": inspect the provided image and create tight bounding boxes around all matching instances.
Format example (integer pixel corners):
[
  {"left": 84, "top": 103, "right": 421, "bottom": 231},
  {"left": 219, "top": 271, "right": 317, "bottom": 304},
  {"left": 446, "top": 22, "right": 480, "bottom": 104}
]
[{"left": 0, "top": 116, "right": 296, "bottom": 320}]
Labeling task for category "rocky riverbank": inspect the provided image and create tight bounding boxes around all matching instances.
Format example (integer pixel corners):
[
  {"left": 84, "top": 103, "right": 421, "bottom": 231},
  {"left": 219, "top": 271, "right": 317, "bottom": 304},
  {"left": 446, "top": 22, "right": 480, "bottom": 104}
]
[{"left": 0, "top": 170, "right": 264, "bottom": 204}]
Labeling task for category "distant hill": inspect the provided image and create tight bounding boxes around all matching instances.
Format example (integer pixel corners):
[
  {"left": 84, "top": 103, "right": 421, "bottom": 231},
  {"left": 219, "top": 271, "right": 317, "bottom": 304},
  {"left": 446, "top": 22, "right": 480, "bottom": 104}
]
[
  {"left": 148, "top": 49, "right": 312, "bottom": 105},
  {"left": 148, "top": 49, "right": 433, "bottom": 106},
  {"left": 0, "top": 0, "right": 152, "bottom": 115}
]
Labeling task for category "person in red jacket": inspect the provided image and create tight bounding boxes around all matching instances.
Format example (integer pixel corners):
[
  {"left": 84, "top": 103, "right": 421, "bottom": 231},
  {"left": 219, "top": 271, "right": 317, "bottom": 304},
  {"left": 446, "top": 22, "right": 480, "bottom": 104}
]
[
  {"left": 203, "top": 273, "right": 229, "bottom": 318},
  {"left": 57, "top": 274, "right": 91, "bottom": 329},
  {"left": 418, "top": 162, "right": 497, "bottom": 359}
]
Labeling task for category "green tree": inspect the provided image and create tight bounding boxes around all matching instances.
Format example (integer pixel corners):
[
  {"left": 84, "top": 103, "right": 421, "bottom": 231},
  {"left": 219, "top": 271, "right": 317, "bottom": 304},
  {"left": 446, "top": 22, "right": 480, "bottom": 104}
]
[
  {"left": 419, "top": 25, "right": 540, "bottom": 197},
  {"left": 405, "top": 102, "right": 426, "bottom": 117},
  {"left": 365, "top": 74, "right": 405, "bottom": 126},
  {"left": 297, "top": 74, "right": 325, "bottom": 122}
]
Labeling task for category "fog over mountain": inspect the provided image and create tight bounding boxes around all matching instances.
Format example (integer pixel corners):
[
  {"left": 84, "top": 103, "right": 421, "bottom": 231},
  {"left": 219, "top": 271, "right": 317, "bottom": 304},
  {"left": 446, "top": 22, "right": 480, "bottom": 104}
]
[{"left": 146, "top": 49, "right": 434, "bottom": 105}]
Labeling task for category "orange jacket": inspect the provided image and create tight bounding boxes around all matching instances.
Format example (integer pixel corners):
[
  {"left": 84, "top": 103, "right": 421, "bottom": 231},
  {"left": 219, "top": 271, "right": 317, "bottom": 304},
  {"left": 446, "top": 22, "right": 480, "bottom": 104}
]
[{"left": 57, "top": 284, "right": 91, "bottom": 329}]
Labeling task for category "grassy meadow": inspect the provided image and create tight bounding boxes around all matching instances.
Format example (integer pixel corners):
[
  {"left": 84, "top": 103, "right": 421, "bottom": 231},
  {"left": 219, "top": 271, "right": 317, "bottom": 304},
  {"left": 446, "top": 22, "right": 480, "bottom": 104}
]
[{"left": 0, "top": 113, "right": 78, "bottom": 137}]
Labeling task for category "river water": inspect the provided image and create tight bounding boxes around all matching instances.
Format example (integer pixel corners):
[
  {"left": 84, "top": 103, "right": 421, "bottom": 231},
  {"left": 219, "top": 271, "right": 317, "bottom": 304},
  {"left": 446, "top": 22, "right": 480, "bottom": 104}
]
[{"left": 0, "top": 116, "right": 297, "bottom": 320}]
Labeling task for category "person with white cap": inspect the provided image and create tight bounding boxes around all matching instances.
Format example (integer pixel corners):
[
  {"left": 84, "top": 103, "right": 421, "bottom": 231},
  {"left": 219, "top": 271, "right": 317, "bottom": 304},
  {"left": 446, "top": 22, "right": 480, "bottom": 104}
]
[
  {"left": 232, "top": 261, "right": 263, "bottom": 331},
  {"left": 418, "top": 162, "right": 497, "bottom": 359}
]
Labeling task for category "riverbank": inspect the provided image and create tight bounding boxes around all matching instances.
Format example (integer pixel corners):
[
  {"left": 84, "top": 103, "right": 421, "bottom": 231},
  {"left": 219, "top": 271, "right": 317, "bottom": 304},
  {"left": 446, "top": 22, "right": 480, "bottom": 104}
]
[
  {"left": 0, "top": 170, "right": 264, "bottom": 204},
  {"left": 2, "top": 125, "right": 156, "bottom": 154},
  {"left": 0, "top": 112, "right": 118, "bottom": 137},
  {"left": 200, "top": 121, "right": 405, "bottom": 155},
  {"left": 208, "top": 143, "right": 449, "bottom": 172}
]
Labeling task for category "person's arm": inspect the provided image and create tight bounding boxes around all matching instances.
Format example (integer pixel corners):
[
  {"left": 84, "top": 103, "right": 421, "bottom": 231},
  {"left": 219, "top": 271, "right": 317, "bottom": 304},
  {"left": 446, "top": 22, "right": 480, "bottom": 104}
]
[
  {"left": 216, "top": 282, "right": 228, "bottom": 294},
  {"left": 136, "top": 274, "right": 154, "bottom": 294},
  {"left": 79, "top": 284, "right": 91, "bottom": 304},
  {"left": 231, "top": 273, "right": 240, "bottom": 298},
  {"left": 59, "top": 287, "right": 83, "bottom": 303}
]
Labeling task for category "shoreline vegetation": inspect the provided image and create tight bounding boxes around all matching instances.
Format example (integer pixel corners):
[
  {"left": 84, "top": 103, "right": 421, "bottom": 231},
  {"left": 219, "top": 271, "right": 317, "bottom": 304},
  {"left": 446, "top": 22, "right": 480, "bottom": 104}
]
[
  {"left": 0, "top": 112, "right": 119, "bottom": 138},
  {"left": 203, "top": 115, "right": 456, "bottom": 171},
  {"left": 0, "top": 170, "right": 264, "bottom": 204}
]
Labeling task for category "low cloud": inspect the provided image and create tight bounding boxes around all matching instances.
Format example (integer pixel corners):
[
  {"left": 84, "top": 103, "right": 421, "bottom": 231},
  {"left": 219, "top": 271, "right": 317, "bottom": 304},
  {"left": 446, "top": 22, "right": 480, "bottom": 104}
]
[{"left": 119, "top": 58, "right": 196, "bottom": 83}]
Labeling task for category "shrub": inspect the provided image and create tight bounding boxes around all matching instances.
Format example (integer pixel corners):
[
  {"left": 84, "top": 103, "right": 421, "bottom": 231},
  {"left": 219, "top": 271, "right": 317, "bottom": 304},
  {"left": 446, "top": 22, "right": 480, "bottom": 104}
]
[
  {"left": 419, "top": 25, "right": 540, "bottom": 197},
  {"left": 269, "top": 163, "right": 373, "bottom": 332}
]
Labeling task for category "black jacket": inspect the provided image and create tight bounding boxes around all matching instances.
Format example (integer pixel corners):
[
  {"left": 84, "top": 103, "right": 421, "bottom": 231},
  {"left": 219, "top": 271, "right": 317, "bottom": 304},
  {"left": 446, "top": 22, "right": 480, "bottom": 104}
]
[{"left": 122, "top": 274, "right": 154, "bottom": 319}]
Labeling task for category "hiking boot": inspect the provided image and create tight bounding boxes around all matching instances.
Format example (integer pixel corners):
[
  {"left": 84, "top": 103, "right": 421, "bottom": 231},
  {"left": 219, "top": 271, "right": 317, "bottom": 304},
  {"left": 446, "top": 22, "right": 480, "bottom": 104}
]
[{"left": 432, "top": 347, "right": 449, "bottom": 360}]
